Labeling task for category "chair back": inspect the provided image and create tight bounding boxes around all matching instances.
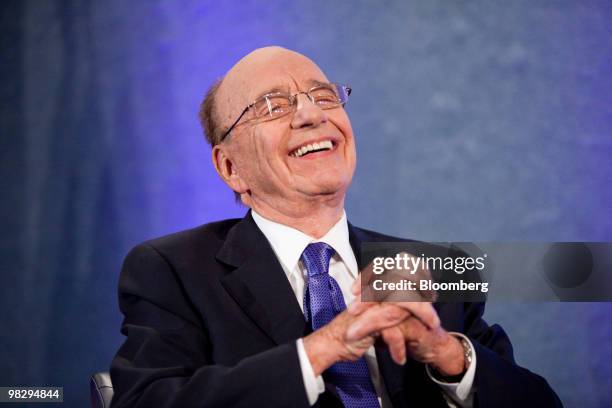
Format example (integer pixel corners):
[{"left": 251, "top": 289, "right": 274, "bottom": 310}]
[{"left": 90, "top": 372, "right": 113, "bottom": 408}]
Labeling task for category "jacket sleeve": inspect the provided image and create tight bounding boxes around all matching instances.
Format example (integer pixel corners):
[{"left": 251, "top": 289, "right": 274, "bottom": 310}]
[
  {"left": 462, "top": 302, "right": 563, "bottom": 407},
  {"left": 110, "top": 243, "right": 311, "bottom": 408}
]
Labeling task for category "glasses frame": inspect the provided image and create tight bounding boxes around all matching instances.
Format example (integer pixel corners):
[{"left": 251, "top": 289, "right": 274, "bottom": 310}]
[{"left": 219, "top": 83, "right": 351, "bottom": 142}]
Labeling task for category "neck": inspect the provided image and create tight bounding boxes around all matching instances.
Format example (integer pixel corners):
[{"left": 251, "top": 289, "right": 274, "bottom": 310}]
[{"left": 247, "top": 194, "right": 345, "bottom": 239}]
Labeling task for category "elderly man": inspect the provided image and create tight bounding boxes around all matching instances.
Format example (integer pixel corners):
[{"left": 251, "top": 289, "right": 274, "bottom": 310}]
[{"left": 110, "top": 47, "right": 561, "bottom": 407}]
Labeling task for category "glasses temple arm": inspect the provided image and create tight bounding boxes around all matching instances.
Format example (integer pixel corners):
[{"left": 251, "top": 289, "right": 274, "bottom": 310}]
[{"left": 220, "top": 105, "right": 250, "bottom": 142}]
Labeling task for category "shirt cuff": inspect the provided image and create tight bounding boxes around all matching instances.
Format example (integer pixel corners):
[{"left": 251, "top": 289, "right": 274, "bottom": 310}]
[
  {"left": 425, "top": 332, "right": 476, "bottom": 407},
  {"left": 296, "top": 338, "right": 325, "bottom": 406}
]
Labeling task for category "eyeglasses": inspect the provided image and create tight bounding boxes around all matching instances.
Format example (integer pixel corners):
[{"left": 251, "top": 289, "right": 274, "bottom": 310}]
[{"left": 220, "top": 82, "right": 351, "bottom": 142}]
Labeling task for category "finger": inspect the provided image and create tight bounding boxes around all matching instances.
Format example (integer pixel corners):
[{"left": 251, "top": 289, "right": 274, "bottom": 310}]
[
  {"left": 346, "top": 304, "right": 411, "bottom": 341},
  {"left": 387, "top": 301, "right": 440, "bottom": 330},
  {"left": 345, "top": 335, "right": 376, "bottom": 360},
  {"left": 381, "top": 327, "right": 406, "bottom": 365},
  {"left": 347, "top": 299, "right": 375, "bottom": 315},
  {"left": 397, "top": 316, "right": 428, "bottom": 342}
]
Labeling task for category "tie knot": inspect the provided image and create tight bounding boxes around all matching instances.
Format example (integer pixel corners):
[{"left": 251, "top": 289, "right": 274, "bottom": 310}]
[{"left": 300, "top": 242, "right": 336, "bottom": 276}]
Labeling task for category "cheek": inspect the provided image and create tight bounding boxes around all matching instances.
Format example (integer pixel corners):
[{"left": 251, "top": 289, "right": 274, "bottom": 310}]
[
  {"left": 253, "top": 126, "right": 289, "bottom": 162},
  {"left": 338, "top": 121, "right": 357, "bottom": 163},
  {"left": 246, "top": 129, "right": 288, "bottom": 179},
  {"left": 332, "top": 111, "right": 355, "bottom": 143},
  {"left": 227, "top": 136, "right": 258, "bottom": 179}
]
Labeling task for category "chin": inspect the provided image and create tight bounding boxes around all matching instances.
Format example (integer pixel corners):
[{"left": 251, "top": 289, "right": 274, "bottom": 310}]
[{"left": 308, "top": 179, "right": 350, "bottom": 197}]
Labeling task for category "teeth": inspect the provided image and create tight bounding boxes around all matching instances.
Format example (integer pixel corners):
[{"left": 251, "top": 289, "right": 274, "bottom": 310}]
[
  {"left": 320, "top": 140, "right": 333, "bottom": 150},
  {"left": 292, "top": 140, "right": 334, "bottom": 157}
]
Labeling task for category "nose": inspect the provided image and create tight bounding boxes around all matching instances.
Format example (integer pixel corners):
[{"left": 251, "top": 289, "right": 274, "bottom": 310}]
[{"left": 290, "top": 93, "right": 328, "bottom": 129}]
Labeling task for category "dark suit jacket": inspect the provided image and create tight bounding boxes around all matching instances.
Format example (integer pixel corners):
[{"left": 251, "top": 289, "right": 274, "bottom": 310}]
[{"left": 110, "top": 212, "right": 562, "bottom": 408}]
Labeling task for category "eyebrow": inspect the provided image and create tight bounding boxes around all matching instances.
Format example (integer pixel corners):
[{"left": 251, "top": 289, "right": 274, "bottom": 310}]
[
  {"left": 252, "top": 86, "right": 289, "bottom": 101},
  {"left": 306, "top": 79, "right": 329, "bottom": 88},
  {"left": 251, "top": 79, "right": 331, "bottom": 101}
]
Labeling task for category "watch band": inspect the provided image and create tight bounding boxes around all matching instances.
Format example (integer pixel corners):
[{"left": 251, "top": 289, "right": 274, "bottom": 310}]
[{"left": 431, "top": 336, "right": 472, "bottom": 383}]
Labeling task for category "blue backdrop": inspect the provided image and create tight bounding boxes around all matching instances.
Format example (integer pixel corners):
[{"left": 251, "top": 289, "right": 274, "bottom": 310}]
[{"left": 1, "top": 1, "right": 611, "bottom": 406}]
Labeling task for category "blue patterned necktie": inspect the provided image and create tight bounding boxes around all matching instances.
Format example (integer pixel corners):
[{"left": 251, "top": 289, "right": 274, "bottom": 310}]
[{"left": 301, "top": 242, "right": 380, "bottom": 408}]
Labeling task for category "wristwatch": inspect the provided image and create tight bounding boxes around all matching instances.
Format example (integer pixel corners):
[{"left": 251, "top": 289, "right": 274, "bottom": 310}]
[
  {"left": 432, "top": 335, "right": 472, "bottom": 383},
  {"left": 459, "top": 336, "right": 473, "bottom": 371}
]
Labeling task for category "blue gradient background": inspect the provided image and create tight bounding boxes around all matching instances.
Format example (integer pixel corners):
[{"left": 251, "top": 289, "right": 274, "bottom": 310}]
[{"left": 1, "top": 1, "right": 611, "bottom": 407}]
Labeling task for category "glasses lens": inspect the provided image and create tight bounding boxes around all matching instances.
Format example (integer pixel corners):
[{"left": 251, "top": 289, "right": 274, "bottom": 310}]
[
  {"left": 310, "top": 84, "right": 351, "bottom": 108},
  {"left": 252, "top": 94, "right": 292, "bottom": 120},
  {"left": 334, "top": 84, "right": 350, "bottom": 105},
  {"left": 310, "top": 86, "right": 341, "bottom": 108}
]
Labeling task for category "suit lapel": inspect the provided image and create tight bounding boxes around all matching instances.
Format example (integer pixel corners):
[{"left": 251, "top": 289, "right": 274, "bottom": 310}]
[
  {"left": 217, "top": 211, "right": 308, "bottom": 345},
  {"left": 217, "top": 216, "right": 453, "bottom": 405}
]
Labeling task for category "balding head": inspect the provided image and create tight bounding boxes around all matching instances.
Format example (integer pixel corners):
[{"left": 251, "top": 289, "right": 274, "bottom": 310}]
[
  {"left": 201, "top": 46, "right": 356, "bottom": 220},
  {"left": 200, "top": 47, "right": 331, "bottom": 146},
  {"left": 217, "top": 47, "right": 329, "bottom": 130}
]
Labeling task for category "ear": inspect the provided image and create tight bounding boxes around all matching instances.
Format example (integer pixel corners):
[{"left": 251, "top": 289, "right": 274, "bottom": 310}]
[{"left": 211, "top": 144, "right": 249, "bottom": 194}]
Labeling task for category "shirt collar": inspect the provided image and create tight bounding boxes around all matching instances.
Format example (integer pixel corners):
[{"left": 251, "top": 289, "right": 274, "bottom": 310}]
[{"left": 251, "top": 209, "right": 358, "bottom": 278}]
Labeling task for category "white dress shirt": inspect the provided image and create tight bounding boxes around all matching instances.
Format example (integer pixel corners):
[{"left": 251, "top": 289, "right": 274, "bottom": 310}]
[{"left": 251, "top": 210, "right": 475, "bottom": 407}]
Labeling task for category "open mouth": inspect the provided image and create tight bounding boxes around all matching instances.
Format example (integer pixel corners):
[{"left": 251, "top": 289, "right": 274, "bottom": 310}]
[{"left": 290, "top": 140, "right": 335, "bottom": 158}]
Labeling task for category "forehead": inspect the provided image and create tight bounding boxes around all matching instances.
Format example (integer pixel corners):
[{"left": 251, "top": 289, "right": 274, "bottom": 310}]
[{"left": 218, "top": 48, "right": 330, "bottom": 119}]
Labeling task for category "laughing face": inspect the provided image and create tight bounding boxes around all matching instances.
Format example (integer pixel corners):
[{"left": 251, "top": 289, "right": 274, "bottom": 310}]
[{"left": 212, "top": 47, "right": 356, "bottom": 215}]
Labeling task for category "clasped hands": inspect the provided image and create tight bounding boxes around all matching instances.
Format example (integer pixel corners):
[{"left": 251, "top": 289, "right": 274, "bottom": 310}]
[{"left": 303, "top": 276, "right": 465, "bottom": 378}]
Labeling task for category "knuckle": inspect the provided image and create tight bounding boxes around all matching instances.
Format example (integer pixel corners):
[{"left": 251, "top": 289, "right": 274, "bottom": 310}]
[{"left": 384, "top": 306, "right": 404, "bottom": 321}]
